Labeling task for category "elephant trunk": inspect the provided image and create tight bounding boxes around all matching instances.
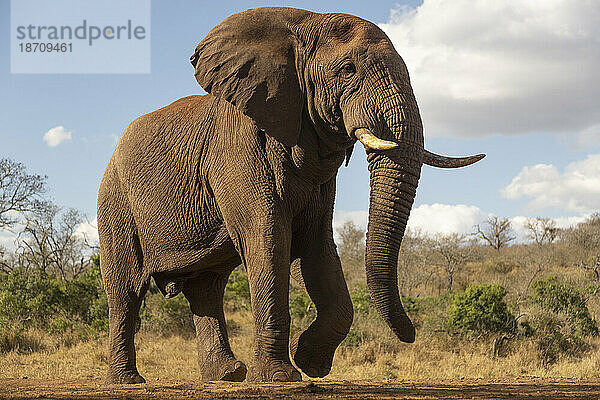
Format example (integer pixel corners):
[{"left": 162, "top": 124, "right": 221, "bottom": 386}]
[
  {"left": 352, "top": 64, "right": 484, "bottom": 343},
  {"left": 361, "top": 84, "right": 424, "bottom": 342},
  {"left": 365, "top": 148, "right": 421, "bottom": 343}
]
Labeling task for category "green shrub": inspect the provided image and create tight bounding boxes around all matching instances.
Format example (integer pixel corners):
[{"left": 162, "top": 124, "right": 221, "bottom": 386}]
[
  {"left": 0, "top": 268, "right": 63, "bottom": 328},
  {"left": 289, "top": 287, "right": 316, "bottom": 331},
  {"left": 341, "top": 327, "right": 372, "bottom": 348},
  {"left": 531, "top": 276, "right": 598, "bottom": 337},
  {"left": 47, "top": 317, "right": 72, "bottom": 335},
  {"left": 60, "top": 258, "right": 108, "bottom": 333},
  {"left": 224, "top": 269, "right": 251, "bottom": 310},
  {"left": 288, "top": 285, "right": 374, "bottom": 333},
  {"left": 528, "top": 276, "right": 598, "bottom": 366},
  {"left": 0, "top": 257, "right": 109, "bottom": 335},
  {"left": 62, "top": 261, "right": 102, "bottom": 318},
  {"left": 350, "top": 286, "right": 372, "bottom": 314},
  {"left": 140, "top": 289, "right": 195, "bottom": 337},
  {"left": 409, "top": 294, "right": 453, "bottom": 333},
  {"left": 87, "top": 291, "right": 109, "bottom": 332},
  {"left": 401, "top": 296, "right": 420, "bottom": 315},
  {"left": 0, "top": 253, "right": 107, "bottom": 325},
  {"left": 532, "top": 312, "right": 590, "bottom": 367},
  {"left": 0, "top": 291, "right": 29, "bottom": 328},
  {"left": 447, "top": 284, "right": 515, "bottom": 337},
  {"left": 518, "top": 320, "right": 535, "bottom": 338},
  {"left": 46, "top": 318, "right": 95, "bottom": 347}
]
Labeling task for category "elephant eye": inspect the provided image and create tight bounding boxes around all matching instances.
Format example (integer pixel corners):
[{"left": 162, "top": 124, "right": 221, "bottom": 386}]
[{"left": 340, "top": 62, "right": 356, "bottom": 76}]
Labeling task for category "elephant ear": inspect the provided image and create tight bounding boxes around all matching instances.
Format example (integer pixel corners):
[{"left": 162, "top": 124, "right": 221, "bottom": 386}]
[{"left": 191, "top": 8, "right": 310, "bottom": 147}]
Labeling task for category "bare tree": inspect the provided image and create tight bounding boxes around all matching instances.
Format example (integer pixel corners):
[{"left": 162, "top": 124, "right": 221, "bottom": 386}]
[
  {"left": 524, "top": 217, "right": 559, "bottom": 246},
  {"left": 563, "top": 214, "right": 600, "bottom": 281},
  {"left": 336, "top": 220, "right": 365, "bottom": 264},
  {"left": 0, "top": 246, "right": 19, "bottom": 273},
  {"left": 397, "top": 228, "right": 436, "bottom": 296},
  {"left": 336, "top": 220, "right": 366, "bottom": 285},
  {"left": 0, "top": 158, "right": 46, "bottom": 229},
  {"left": 17, "top": 204, "right": 92, "bottom": 279},
  {"left": 577, "top": 255, "right": 600, "bottom": 282},
  {"left": 562, "top": 213, "right": 600, "bottom": 256},
  {"left": 473, "top": 216, "right": 515, "bottom": 251},
  {"left": 432, "top": 233, "right": 474, "bottom": 292}
]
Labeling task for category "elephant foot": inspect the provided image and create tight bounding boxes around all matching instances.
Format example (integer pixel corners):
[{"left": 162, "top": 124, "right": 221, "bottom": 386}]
[
  {"left": 247, "top": 359, "right": 302, "bottom": 382},
  {"left": 104, "top": 369, "right": 146, "bottom": 384},
  {"left": 200, "top": 359, "right": 247, "bottom": 382},
  {"left": 290, "top": 330, "right": 339, "bottom": 378}
]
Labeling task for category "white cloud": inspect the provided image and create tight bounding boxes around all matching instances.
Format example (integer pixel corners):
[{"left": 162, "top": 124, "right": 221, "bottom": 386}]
[
  {"left": 407, "top": 203, "right": 487, "bottom": 235},
  {"left": 335, "top": 204, "right": 487, "bottom": 236},
  {"left": 501, "top": 154, "right": 600, "bottom": 213},
  {"left": 379, "top": 1, "right": 600, "bottom": 138},
  {"left": 43, "top": 126, "right": 72, "bottom": 147},
  {"left": 334, "top": 209, "right": 368, "bottom": 229},
  {"left": 75, "top": 215, "right": 99, "bottom": 246},
  {"left": 0, "top": 229, "right": 17, "bottom": 251}
]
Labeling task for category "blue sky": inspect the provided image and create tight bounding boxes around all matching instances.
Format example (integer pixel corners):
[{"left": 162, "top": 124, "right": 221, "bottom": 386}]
[{"left": 1, "top": 0, "right": 599, "bottom": 242}]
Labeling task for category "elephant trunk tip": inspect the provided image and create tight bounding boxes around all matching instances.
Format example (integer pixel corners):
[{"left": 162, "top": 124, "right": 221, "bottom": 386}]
[
  {"left": 375, "top": 296, "right": 416, "bottom": 343},
  {"left": 390, "top": 315, "right": 416, "bottom": 343}
]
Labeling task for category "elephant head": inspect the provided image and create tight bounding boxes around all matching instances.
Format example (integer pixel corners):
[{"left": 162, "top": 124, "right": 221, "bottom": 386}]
[{"left": 190, "top": 7, "right": 484, "bottom": 343}]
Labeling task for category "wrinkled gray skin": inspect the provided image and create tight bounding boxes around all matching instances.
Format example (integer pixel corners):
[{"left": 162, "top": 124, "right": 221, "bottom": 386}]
[{"left": 98, "top": 7, "right": 484, "bottom": 384}]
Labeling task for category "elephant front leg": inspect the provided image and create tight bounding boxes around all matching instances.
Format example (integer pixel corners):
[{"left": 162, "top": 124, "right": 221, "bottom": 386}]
[
  {"left": 182, "top": 272, "right": 247, "bottom": 382},
  {"left": 242, "top": 225, "right": 301, "bottom": 382},
  {"left": 290, "top": 239, "right": 354, "bottom": 378}
]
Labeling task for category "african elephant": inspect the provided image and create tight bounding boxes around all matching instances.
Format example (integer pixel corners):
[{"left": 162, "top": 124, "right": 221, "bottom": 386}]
[{"left": 97, "top": 7, "right": 484, "bottom": 384}]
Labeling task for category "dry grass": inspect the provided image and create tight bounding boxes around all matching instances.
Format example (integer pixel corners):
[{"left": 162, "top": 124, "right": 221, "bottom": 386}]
[
  {"left": 3, "top": 309, "right": 600, "bottom": 382},
  {"left": 330, "top": 339, "right": 600, "bottom": 380}
]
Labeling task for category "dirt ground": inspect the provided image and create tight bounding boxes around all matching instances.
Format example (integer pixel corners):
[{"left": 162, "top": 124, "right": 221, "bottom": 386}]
[{"left": 1, "top": 378, "right": 600, "bottom": 400}]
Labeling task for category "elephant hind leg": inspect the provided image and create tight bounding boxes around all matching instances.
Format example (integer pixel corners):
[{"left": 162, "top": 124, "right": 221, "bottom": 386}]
[
  {"left": 183, "top": 271, "right": 247, "bottom": 382},
  {"left": 104, "top": 280, "right": 148, "bottom": 384},
  {"left": 99, "top": 177, "right": 148, "bottom": 384}
]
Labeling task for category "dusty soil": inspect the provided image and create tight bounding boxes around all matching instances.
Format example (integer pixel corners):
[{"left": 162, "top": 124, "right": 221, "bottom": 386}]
[{"left": 1, "top": 378, "right": 600, "bottom": 400}]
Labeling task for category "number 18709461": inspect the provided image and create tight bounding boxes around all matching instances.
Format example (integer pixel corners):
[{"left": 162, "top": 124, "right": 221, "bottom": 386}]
[{"left": 19, "top": 42, "right": 72, "bottom": 52}]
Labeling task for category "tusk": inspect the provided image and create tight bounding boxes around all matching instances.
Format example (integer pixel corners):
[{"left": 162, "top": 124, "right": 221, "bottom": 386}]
[
  {"left": 355, "top": 128, "right": 398, "bottom": 151},
  {"left": 423, "top": 150, "right": 486, "bottom": 168}
]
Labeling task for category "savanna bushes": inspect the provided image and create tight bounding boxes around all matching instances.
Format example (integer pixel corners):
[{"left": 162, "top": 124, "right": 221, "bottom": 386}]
[
  {"left": 0, "top": 257, "right": 108, "bottom": 353},
  {"left": 2, "top": 216, "right": 600, "bottom": 371},
  {"left": 2, "top": 157, "right": 600, "bottom": 377},
  {"left": 330, "top": 215, "right": 600, "bottom": 368}
]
